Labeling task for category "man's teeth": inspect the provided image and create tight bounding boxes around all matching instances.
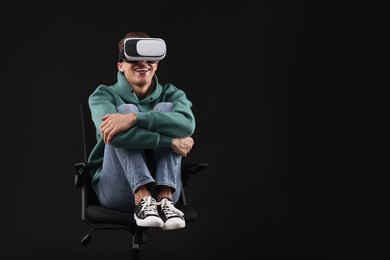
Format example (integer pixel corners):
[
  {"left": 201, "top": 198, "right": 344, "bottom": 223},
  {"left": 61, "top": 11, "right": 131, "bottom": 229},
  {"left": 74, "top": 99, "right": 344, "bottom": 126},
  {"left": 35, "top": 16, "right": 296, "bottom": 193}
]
[{"left": 136, "top": 68, "right": 149, "bottom": 72}]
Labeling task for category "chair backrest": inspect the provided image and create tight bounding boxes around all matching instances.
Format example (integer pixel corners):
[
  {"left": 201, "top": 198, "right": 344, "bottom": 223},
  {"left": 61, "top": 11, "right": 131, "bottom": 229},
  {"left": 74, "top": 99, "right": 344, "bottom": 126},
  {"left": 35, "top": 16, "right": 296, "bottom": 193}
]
[
  {"left": 79, "top": 102, "right": 97, "bottom": 162},
  {"left": 78, "top": 102, "right": 101, "bottom": 221}
]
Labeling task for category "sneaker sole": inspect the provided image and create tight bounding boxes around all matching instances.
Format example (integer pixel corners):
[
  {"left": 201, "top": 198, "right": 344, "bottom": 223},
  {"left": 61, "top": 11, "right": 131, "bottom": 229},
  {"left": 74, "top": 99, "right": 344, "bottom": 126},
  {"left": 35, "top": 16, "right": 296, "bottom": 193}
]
[
  {"left": 162, "top": 220, "right": 186, "bottom": 230},
  {"left": 134, "top": 214, "right": 164, "bottom": 228}
]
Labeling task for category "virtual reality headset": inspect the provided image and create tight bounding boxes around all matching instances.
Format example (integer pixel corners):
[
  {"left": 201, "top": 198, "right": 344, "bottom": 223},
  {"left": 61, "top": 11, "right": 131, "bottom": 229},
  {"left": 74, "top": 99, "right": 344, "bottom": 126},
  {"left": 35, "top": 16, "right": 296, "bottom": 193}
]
[{"left": 118, "top": 38, "right": 166, "bottom": 62}]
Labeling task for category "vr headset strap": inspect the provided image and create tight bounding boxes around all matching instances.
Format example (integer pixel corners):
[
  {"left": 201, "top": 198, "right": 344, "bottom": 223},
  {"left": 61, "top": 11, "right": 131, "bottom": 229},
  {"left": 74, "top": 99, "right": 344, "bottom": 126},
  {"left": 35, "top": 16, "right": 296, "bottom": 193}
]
[{"left": 118, "top": 49, "right": 125, "bottom": 61}]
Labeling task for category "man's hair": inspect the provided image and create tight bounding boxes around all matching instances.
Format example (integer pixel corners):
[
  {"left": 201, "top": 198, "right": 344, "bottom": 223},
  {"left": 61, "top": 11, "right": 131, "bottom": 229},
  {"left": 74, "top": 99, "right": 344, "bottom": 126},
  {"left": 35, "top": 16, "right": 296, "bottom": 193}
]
[{"left": 118, "top": 31, "right": 150, "bottom": 52}]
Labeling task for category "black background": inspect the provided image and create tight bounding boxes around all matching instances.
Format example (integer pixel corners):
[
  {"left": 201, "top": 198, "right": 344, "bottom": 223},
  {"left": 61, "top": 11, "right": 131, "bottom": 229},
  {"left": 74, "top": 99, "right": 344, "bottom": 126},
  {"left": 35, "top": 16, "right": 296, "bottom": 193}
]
[{"left": 0, "top": 1, "right": 356, "bottom": 259}]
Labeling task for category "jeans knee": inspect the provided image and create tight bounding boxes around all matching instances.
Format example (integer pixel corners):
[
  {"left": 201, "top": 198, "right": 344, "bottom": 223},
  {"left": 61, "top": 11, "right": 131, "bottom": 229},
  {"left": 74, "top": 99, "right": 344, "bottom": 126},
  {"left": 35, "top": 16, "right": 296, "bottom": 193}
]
[
  {"left": 117, "top": 103, "right": 139, "bottom": 114},
  {"left": 153, "top": 102, "right": 174, "bottom": 112}
]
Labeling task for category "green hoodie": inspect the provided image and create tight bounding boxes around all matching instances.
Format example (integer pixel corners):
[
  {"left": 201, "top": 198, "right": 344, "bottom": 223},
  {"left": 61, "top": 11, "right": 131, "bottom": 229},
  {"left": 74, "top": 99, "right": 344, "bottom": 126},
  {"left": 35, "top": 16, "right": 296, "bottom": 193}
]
[{"left": 88, "top": 71, "right": 195, "bottom": 189}]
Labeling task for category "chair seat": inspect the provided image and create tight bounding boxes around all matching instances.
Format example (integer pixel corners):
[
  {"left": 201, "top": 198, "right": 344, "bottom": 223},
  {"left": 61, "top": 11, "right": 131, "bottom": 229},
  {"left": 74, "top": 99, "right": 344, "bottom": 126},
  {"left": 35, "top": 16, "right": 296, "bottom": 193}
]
[
  {"left": 86, "top": 203, "right": 197, "bottom": 226},
  {"left": 86, "top": 205, "right": 135, "bottom": 225},
  {"left": 176, "top": 203, "right": 197, "bottom": 222}
]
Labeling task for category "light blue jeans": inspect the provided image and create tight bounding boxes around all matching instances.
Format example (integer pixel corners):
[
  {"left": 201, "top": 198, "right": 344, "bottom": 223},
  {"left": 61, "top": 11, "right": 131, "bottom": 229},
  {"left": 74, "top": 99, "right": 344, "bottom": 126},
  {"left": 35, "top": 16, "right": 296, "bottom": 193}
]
[{"left": 95, "top": 102, "right": 182, "bottom": 213}]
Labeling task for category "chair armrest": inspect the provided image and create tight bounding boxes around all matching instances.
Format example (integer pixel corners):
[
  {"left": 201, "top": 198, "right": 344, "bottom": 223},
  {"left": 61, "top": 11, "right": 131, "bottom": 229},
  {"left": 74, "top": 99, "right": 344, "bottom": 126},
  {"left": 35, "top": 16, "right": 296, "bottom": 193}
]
[
  {"left": 181, "top": 162, "right": 208, "bottom": 186},
  {"left": 74, "top": 162, "right": 96, "bottom": 188}
]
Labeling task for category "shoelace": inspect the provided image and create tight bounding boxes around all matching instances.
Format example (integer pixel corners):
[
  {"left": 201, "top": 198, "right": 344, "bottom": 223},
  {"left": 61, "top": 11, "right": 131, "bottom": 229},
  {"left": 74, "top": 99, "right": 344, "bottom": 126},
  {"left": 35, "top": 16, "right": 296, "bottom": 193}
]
[
  {"left": 140, "top": 196, "right": 159, "bottom": 215},
  {"left": 159, "top": 198, "right": 184, "bottom": 218}
]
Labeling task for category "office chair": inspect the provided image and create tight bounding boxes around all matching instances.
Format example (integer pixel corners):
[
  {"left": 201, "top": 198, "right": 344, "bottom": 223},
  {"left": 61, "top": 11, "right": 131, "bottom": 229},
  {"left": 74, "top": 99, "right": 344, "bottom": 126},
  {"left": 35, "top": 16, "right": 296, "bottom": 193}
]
[{"left": 74, "top": 102, "right": 208, "bottom": 250}]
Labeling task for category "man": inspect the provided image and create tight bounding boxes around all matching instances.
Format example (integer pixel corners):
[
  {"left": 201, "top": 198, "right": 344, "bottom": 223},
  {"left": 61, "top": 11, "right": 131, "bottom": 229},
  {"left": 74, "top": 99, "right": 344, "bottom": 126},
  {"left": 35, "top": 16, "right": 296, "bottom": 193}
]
[{"left": 88, "top": 31, "right": 195, "bottom": 230}]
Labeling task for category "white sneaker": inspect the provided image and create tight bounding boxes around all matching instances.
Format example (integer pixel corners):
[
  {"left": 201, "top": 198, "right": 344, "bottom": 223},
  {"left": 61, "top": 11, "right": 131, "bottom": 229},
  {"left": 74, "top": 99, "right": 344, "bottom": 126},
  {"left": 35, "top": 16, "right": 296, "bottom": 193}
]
[
  {"left": 134, "top": 196, "right": 164, "bottom": 228},
  {"left": 158, "top": 197, "right": 186, "bottom": 230}
]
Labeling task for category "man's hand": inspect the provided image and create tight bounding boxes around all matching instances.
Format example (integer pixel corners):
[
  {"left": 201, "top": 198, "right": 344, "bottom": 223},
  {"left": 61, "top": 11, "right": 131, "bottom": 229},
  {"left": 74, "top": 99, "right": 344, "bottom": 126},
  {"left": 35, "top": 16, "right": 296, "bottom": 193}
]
[
  {"left": 171, "top": 137, "right": 194, "bottom": 157},
  {"left": 100, "top": 113, "right": 136, "bottom": 144}
]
